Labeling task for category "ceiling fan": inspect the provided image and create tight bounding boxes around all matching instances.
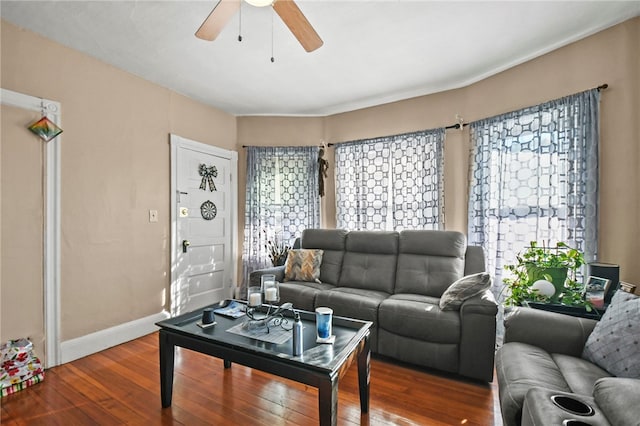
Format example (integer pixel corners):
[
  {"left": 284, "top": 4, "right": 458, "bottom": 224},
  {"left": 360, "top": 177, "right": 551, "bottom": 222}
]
[{"left": 196, "top": 0, "right": 323, "bottom": 52}]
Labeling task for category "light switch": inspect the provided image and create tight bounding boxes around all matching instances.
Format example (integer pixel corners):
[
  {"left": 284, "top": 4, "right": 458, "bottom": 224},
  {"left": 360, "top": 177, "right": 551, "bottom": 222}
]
[{"left": 149, "top": 210, "right": 158, "bottom": 222}]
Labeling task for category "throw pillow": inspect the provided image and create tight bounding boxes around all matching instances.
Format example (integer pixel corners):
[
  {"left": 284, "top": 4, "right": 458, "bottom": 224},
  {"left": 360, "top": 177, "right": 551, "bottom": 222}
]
[
  {"left": 284, "top": 249, "right": 324, "bottom": 283},
  {"left": 439, "top": 272, "right": 492, "bottom": 311},
  {"left": 582, "top": 290, "right": 640, "bottom": 379}
]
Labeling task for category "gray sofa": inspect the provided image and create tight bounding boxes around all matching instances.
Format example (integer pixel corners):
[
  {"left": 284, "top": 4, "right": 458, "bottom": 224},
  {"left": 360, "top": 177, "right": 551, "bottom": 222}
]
[
  {"left": 249, "top": 228, "right": 498, "bottom": 382},
  {"left": 496, "top": 303, "right": 640, "bottom": 426}
]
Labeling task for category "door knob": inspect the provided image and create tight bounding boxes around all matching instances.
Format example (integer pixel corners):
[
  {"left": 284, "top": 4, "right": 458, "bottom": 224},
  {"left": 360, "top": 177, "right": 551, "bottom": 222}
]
[{"left": 182, "top": 240, "right": 190, "bottom": 253}]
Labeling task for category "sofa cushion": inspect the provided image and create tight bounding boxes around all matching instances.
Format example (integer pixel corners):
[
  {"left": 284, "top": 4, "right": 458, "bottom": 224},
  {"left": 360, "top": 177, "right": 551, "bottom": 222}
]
[
  {"left": 395, "top": 230, "right": 466, "bottom": 297},
  {"left": 345, "top": 230, "right": 399, "bottom": 254},
  {"left": 301, "top": 229, "right": 347, "bottom": 285},
  {"left": 278, "top": 281, "right": 334, "bottom": 312},
  {"left": 315, "top": 287, "right": 388, "bottom": 352},
  {"left": 283, "top": 249, "right": 323, "bottom": 282},
  {"left": 378, "top": 294, "right": 460, "bottom": 343},
  {"left": 464, "top": 245, "right": 486, "bottom": 275},
  {"left": 399, "top": 229, "right": 467, "bottom": 257},
  {"left": 593, "top": 377, "right": 640, "bottom": 426},
  {"left": 439, "top": 272, "right": 491, "bottom": 310},
  {"left": 582, "top": 290, "right": 640, "bottom": 378},
  {"left": 339, "top": 231, "right": 398, "bottom": 293},
  {"left": 315, "top": 287, "right": 387, "bottom": 324},
  {"left": 496, "top": 342, "right": 571, "bottom": 426},
  {"left": 377, "top": 329, "right": 459, "bottom": 374},
  {"left": 550, "top": 353, "right": 610, "bottom": 396}
]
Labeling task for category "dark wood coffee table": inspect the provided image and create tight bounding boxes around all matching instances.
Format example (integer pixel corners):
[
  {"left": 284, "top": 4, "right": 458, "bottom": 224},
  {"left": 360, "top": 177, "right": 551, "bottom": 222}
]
[{"left": 156, "top": 301, "right": 372, "bottom": 426}]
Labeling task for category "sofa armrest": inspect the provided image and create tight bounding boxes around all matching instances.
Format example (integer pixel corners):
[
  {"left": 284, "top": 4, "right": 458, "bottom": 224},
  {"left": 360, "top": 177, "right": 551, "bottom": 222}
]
[
  {"left": 460, "top": 288, "right": 498, "bottom": 314},
  {"left": 248, "top": 266, "right": 286, "bottom": 287},
  {"left": 464, "top": 245, "right": 486, "bottom": 275},
  {"left": 458, "top": 289, "right": 498, "bottom": 382},
  {"left": 503, "top": 307, "right": 597, "bottom": 357},
  {"left": 594, "top": 378, "right": 640, "bottom": 426}
]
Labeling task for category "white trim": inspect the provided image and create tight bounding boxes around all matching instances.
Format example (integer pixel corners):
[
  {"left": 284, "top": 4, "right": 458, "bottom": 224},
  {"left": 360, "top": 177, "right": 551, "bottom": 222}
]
[
  {"left": 229, "top": 151, "right": 239, "bottom": 297},
  {"left": 1, "top": 88, "right": 61, "bottom": 368},
  {"left": 169, "top": 134, "right": 238, "bottom": 316},
  {"left": 60, "top": 311, "right": 170, "bottom": 364}
]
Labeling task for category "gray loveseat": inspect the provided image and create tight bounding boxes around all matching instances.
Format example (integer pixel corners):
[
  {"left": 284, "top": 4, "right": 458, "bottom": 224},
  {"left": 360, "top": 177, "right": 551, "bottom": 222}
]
[
  {"left": 496, "top": 293, "right": 640, "bottom": 426},
  {"left": 249, "top": 228, "right": 498, "bottom": 382}
]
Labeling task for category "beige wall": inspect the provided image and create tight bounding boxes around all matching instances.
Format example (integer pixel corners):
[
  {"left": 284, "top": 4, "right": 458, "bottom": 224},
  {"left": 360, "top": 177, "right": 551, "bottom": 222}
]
[
  {"left": 334, "top": 17, "right": 640, "bottom": 285},
  {"left": 1, "top": 104, "right": 45, "bottom": 360},
  {"left": 1, "top": 16, "right": 638, "bottom": 349},
  {"left": 1, "top": 21, "right": 236, "bottom": 341},
  {"left": 238, "top": 17, "right": 640, "bottom": 285},
  {"left": 460, "top": 17, "right": 639, "bottom": 286}
]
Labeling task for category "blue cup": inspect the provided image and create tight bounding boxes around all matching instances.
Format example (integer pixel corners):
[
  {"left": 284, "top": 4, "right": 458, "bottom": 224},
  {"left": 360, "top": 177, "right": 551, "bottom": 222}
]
[{"left": 315, "top": 307, "right": 333, "bottom": 340}]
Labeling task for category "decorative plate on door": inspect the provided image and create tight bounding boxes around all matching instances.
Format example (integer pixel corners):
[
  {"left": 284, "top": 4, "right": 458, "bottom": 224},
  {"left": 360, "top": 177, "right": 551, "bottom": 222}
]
[{"left": 200, "top": 200, "right": 217, "bottom": 220}]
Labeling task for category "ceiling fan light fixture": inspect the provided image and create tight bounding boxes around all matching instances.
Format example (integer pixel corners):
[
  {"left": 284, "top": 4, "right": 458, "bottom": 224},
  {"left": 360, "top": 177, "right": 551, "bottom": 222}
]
[
  {"left": 196, "top": 0, "right": 322, "bottom": 52},
  {"left": 244, "top": 0, "right": 273, "bottom": 7}
]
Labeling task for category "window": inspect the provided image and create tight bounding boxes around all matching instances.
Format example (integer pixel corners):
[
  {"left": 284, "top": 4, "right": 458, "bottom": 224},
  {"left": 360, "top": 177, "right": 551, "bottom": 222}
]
[
  {"left": 242, "top": 146, "right": 320, "bottom": 288},
  {"left": 468, "top": 89, "right": 600, "bottom": 296},
  {"left": 335, "top": 128, "right": 444, "bottom": 231}
]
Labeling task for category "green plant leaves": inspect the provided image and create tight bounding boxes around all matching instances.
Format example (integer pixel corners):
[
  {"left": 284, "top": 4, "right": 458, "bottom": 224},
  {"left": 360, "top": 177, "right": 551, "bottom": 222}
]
[{"left": 502, "top": 241, "right": 587, "bottom": 307}]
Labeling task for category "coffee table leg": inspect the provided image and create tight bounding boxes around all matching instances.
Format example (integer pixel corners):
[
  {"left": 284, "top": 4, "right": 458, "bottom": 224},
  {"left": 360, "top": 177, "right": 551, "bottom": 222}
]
[
  {"left": 159, "top": 330, "right": 175, "bottom": 408},
  {"left": 357, "top": 334, "right": 371, "bottom": 413},
  {"left": 318, "top": 377, "right": 338, "bottom": 426}
]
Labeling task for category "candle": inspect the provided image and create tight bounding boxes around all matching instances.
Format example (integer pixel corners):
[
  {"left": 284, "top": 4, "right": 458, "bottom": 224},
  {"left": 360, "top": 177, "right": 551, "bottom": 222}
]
[
  {"left": 248, "top": 292, "right": 262, "bottom": 307},
  {"left": 265, "top": 287, "right": 278, "bottom": 302}
]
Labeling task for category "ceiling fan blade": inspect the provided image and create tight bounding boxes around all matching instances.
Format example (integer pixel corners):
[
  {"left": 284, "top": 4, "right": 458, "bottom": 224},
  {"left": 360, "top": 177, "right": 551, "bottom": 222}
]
[
  {"left": 195, "top": 0, "right": 241, "bottom": 41},
  {"left": 272, "top": 0, "right": 323, "bottom": 52}
]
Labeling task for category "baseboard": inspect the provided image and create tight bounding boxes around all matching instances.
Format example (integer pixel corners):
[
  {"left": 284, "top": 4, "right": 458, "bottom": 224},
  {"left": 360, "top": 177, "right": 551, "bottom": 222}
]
[{"left": 60, "top": 311, "right": 170, "bottom": 365}]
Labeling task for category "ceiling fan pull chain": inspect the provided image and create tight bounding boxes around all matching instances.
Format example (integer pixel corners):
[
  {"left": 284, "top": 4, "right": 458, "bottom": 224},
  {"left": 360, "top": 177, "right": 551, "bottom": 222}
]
[
  {"left": 270, "top": 8, "right": 275, "bottom": 63},
  {"left": 238, "top": 2, "right": 243, "bottom": 42}
]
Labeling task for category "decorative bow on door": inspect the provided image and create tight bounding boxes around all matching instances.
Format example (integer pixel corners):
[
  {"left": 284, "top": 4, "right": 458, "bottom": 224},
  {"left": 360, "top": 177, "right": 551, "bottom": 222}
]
[{"left": 199, "top": 164, "right": 218, "bottom": 192}]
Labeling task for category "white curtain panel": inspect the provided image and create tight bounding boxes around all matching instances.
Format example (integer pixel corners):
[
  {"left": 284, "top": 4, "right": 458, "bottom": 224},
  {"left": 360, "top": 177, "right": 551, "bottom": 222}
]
[
  {"left": 241, "top": 146, "right": 320, "bottom": 291},
  {"left": 335, "top": 128, "right": 445, "bottom": 231},
  {"left": 468, "top": 89, "right": 600, "bottom": 299}
]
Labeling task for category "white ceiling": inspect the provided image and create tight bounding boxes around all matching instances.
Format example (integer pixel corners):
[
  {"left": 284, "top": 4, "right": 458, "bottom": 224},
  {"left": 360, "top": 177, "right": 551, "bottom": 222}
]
[{"left": 2, "top": 1, "right": 639, "bottom": 116}]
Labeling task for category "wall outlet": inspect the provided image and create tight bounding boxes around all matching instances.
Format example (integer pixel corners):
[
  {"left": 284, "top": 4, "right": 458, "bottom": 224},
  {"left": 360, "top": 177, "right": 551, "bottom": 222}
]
[{"left": 149, "top": 210, "right": 158, "bottom": 223}]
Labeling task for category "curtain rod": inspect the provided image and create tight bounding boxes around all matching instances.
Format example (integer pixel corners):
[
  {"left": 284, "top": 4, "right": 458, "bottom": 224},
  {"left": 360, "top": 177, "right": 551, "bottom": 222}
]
[
  {"left": 327, "top": 83, "right": 608, "bottom": 147},
  {"left": 241, "top": 144, "right": 325, "bottom": 148},
  {"left": 242, "top": 84, "right": 609, "bottom": 149},
  {"left": 327, "top": 123, "right": 465, "bottom": 147}
]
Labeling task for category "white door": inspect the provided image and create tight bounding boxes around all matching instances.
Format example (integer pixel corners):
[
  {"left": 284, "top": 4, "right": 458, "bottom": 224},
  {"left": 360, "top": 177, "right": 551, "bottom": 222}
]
[{"left": 170, "top": 135, "right": 237, "bottom": 315}]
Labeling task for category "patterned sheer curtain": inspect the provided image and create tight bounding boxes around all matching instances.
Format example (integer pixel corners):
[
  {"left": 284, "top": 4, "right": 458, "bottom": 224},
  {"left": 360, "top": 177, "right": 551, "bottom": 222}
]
[
  {"left": 468, "top": 89, "right": 600, "bottom": 299},
  {"left": 335, "top": 128, "right": 445, "bottom": 231},
  {"left": 242, "top": 146, "right": 320, "bottom": 292}
]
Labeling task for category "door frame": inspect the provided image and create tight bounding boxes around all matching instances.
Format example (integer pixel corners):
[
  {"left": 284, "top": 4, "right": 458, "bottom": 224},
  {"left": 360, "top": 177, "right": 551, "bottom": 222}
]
[
  {"left": 1, "top": 88, "right": 61, "bottom": 368},
  {"left": 169, "top": 134, "right": 238, "bottom": 316}
]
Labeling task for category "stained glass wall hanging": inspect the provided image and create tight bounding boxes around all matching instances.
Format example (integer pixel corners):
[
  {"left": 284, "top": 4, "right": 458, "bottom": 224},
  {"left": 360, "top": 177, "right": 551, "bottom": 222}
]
[{"left": 27, "top": 116, "right": 62, "bottom": 142}]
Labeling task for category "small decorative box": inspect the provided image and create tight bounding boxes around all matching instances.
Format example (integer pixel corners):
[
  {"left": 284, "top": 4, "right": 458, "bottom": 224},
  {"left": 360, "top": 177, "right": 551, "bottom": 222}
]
[{"left": 620, "top": 281, "right": 637, "bottom": 294}]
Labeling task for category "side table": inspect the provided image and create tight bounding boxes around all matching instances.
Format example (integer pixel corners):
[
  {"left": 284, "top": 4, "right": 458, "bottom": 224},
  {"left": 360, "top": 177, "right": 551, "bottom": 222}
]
[{"left": 525, "top": 301, "right": 606, "bottom": 320}]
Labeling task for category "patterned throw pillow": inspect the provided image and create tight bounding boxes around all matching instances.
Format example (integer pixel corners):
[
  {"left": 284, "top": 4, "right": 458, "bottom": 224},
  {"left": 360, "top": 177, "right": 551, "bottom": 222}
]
[
  {"left": 439, "top": 272, "right": 492, "bottom": 310},
  {"left": 284, "top": 249, "right": 324, "bottom": 283},
  {"left": 582, "top": 290, "right": 640, "bottom": 378}
]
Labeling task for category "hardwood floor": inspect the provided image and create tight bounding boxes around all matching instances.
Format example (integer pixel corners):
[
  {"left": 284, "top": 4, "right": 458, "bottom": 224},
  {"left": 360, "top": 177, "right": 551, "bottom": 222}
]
[{"left": 1, "top": 332, "right": 503, "bottom": 425}]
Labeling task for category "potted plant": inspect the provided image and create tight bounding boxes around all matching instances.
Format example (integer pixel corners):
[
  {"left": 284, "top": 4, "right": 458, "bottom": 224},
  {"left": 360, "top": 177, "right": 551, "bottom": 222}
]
[
  {"left": 503, "top": 241, "right": 586, "bottom": 307},
  {"left": 263, "top": 229, "right": 291, "bottom": 267}
]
